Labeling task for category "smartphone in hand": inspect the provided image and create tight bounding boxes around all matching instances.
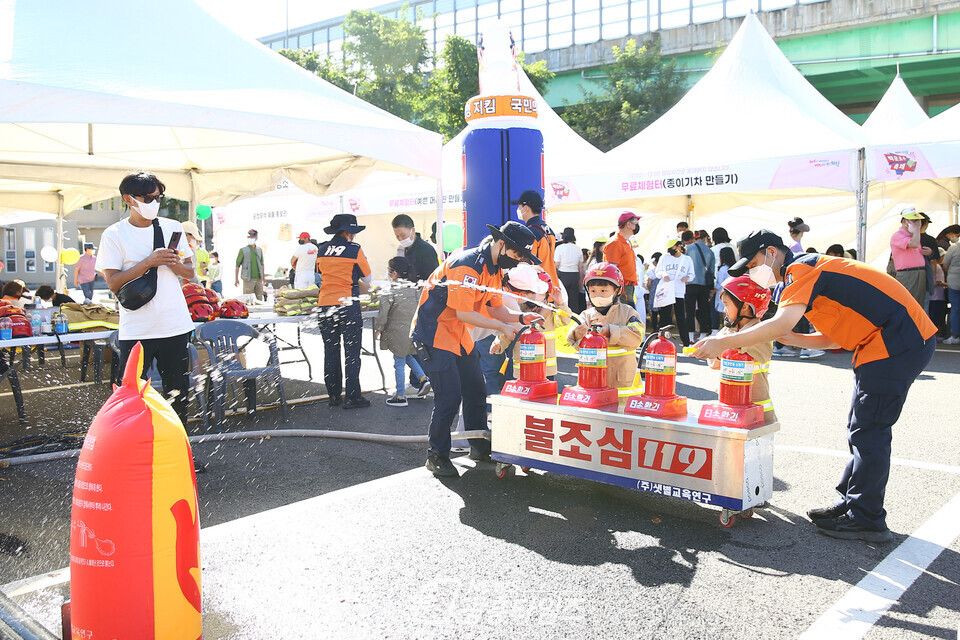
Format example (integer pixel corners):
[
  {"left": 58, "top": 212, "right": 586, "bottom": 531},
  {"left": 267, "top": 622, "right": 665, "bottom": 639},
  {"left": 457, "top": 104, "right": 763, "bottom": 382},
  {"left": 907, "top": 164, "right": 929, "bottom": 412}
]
[{"left": 167, "top": 231, "right": 182, "bottom": 250}]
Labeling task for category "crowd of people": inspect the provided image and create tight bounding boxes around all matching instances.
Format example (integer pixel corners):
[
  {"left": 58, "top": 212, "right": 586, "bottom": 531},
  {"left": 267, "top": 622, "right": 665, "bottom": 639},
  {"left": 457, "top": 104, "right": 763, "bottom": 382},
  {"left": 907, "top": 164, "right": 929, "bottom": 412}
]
[{"left": 4, "top": 172, "right": 948, "bottom": 543}]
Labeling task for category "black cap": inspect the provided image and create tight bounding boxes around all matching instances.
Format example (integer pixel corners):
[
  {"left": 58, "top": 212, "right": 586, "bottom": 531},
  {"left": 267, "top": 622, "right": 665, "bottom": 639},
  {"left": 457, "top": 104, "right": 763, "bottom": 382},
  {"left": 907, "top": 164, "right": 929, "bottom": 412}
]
[
  {"left": 486, "top": 221, "right": 542, "bottom": 265},
  {"left": 729, "top": 229, "right": 788, "bottom": 276},
  {"left": 324, "top": 213, "right": 366, "bottom": 235},
  {"left": 510, "top": 190, "right": 544, "bottom": 212},
  {"left": 247, "top": 229, "right": 258, "bottom": 237}
]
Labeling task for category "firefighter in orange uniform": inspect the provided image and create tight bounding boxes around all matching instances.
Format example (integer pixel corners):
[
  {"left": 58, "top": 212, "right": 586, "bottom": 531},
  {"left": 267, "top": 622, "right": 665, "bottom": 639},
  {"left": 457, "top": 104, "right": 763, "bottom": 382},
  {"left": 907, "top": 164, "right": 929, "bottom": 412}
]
[
  {"left": 694, "top": 230, "right": 936, "bottom": 543},
  {"left": 317, "top": 214, "right": 372, "bottom": 410},
  {"left": 512, "top": 190, "right": 560, "bottom": 293},
  {"left": 413, "top": 222, "right": 544, "bottom": 478}
]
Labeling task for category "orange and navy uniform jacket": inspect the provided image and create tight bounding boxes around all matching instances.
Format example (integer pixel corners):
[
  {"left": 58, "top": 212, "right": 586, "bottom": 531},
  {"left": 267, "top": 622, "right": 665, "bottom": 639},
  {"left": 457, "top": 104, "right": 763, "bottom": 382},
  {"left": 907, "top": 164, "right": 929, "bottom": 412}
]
[
  {"left": 526, "top": 215, "right": 560, "bottom": 286},
  {"left": 778, "top": 253, "right": 936, "bottom": 367},
  {"left": 413, "top": 242, "right": 504, "bottom": 356},
  {"left": 316, "top": 236, "right": 371, "bottom": 307},
  {"left": 602, "top": 233, "right": 639, "bottom": 286}
]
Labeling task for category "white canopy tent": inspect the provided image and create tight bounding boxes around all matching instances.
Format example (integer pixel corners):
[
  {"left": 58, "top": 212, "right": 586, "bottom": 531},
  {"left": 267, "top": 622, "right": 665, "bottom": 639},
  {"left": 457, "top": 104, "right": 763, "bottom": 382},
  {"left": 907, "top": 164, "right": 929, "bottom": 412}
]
[
  {"left": 0, "top": 0, "right": 442, "bottom": 286},
  {"left": 542, "top": 12, "right": 874, "bottom": 260},
  {"left": 866, "top": 101, "right": 960, "bottom": 231},
  {"left": 861, "top": 75, "right": 930, "bottom": 142}
]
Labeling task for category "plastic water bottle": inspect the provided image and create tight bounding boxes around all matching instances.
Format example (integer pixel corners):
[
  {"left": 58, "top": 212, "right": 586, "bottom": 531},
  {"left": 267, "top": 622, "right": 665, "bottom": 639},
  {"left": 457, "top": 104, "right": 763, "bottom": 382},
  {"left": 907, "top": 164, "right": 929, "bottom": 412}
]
[
  {"left": 54, "top": 312, "right": 69, "bottom": 334},
  {"left": 0, "top": 317, "right": 12, "bottom": 340},
  {"left": 31, "top": 310, "right": 42, "bottom": 337}
]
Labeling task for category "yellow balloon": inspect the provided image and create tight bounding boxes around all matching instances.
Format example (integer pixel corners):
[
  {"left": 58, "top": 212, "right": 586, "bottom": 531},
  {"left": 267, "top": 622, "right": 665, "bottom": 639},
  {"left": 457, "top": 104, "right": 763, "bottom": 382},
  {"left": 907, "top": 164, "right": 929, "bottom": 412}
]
[{"left": 61, "top": 248, "right": 81, "bottom": 265}]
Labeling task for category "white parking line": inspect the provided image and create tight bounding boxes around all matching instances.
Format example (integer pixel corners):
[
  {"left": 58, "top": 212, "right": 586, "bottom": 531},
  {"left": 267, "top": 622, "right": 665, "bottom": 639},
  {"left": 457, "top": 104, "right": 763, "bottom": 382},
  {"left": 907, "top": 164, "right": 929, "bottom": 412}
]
[
  {"left": 776, "top": 444, "right": 960, "bottom": 475},
  {"left": 799, "top": 491, "right": 960, "bottom": 640}
]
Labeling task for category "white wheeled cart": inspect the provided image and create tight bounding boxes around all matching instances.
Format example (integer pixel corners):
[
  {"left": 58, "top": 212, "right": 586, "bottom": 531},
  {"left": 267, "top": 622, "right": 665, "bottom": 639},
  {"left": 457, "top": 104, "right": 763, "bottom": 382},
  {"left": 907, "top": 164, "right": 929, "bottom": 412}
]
[{"left": 489, "top": 395, "right": 779, "bottom": 527}]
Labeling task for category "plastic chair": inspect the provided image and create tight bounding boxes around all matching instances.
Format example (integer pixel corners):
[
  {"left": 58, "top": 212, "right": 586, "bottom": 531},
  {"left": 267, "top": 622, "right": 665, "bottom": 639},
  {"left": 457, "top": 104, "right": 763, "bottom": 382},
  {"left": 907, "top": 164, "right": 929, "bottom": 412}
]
[
  {"left": 195, "top": 319, "right": 288, "bottom": 424},
  {"left": 106, "top": 331, "right": 211, "bottom": 432}
]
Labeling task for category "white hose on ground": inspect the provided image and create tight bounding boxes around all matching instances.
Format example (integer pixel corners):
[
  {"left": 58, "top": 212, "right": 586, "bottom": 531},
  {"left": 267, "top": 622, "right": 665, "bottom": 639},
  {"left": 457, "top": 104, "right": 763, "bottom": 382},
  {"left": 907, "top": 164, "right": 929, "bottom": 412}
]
[{"left": 0, "top": 430, "right": 492, "bottom": 468}]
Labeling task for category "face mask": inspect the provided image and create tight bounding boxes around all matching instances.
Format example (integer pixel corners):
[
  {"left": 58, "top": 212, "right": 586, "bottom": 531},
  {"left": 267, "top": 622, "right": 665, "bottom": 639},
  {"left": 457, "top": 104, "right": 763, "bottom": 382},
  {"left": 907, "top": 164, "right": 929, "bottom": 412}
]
[
  {"left": 498, "top": 254, "right": 520, "bottom": 270},
  {"left": 248, "top": 239, "right": 256, "bottom": 246},
  {"left": 591, "top": 295, "right": 615, "bottom": 307},
  {"left": 516, "top": 207, "right": 524, "bottom": 221},
  {"left": 399, "top": 236, "right": 415, "bottom": 248},
  {"left": 951, "top": 236, "right": 959, "bottom": 244},
  {"left": 135, "top": 199, "right": 160, "bottom": 220},
  {"left": 749, "top": 252, "right": 778, "bottom": 289}
]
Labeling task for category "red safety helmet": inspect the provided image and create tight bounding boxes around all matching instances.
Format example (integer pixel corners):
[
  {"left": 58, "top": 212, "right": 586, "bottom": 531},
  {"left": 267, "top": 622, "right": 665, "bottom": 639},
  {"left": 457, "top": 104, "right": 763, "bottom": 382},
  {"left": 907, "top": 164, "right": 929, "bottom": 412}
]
[
  {"left": 203, "top": 287, "right": 220, "bottom": 305},
  {"left": 583, "top": 262, "right": 624, "bottom": 294},
  {"left": 188, "top": 301, "right": 217, "bottom": 322},
  {"left": 720, "top": 275, "right": 772, "bottom": 318},
  {"left": 218, "top": 299, "right": 249, "bottom": 319},
  {"left": 182, "top": 283, "right": 206, "bottom": 298}
]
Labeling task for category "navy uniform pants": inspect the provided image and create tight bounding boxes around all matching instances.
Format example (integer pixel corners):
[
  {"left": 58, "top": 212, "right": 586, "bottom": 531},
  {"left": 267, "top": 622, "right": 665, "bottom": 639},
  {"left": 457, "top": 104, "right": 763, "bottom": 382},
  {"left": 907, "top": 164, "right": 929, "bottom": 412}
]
[
  {"left": 319, "top": 304, "right": 362, "bottom": 400},
  {"left": 837, "top": 337, "right": 935, "bottom": 530},
  {"left": 421, "top": 344, "right": 488, "bottom": 458}
]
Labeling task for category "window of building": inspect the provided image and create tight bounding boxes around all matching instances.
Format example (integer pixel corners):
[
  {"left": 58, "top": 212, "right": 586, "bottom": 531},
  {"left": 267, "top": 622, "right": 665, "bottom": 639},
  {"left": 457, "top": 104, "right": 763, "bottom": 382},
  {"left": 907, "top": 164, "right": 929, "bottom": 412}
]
[
  {"left": 4, "top": 228, "right": 15, "bottom": 272},
  {"left": 601, "top": 0, "right": 629, "bottom": 39},
  {"left": 692, "top": 0, "right": 724, "bottom": 22},
  {"left": 42, "top": 227, "right": 55, "bottom": 273},
  {"left": 24, "top": 227, "right": 36, "bottom": 273}
]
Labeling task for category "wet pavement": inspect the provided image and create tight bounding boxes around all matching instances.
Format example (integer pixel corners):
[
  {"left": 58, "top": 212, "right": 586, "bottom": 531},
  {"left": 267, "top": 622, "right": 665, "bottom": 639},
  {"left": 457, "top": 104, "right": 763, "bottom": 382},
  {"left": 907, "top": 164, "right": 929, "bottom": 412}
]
[{"left": 1, "top": 326, "right": 959, "bottom": 639}]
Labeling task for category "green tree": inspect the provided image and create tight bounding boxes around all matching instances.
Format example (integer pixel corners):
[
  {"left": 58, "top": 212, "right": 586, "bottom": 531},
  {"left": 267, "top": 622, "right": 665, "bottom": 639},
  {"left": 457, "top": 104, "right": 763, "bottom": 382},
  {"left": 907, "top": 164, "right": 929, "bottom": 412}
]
[
  {"left": 278, "top": 12, "right": 555, "bottom": 141},
  {"left": 341, "top": 8, "right": 430, "bottom": 121},
  {"left": 560, "top": 38, "right": 684, "bottom": 151},
  {"left": 279, "top": 48, "right": 352, "bottom": 93}
]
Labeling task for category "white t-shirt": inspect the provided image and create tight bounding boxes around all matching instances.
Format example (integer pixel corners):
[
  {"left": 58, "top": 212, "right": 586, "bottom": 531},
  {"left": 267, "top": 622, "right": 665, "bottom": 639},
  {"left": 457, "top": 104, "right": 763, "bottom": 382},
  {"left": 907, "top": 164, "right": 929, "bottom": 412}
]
[
  {"left": 96, "top": 216, "right": 194, "bottom": 341},
  {"left": 292, "top": 242, "right": 318, "bottom": 275},
  {"left": 554, "top": 243, "right": 582, "bottom": 272},
  {"left": 656, "top": 253, "right": 694, "bottom": 298}
]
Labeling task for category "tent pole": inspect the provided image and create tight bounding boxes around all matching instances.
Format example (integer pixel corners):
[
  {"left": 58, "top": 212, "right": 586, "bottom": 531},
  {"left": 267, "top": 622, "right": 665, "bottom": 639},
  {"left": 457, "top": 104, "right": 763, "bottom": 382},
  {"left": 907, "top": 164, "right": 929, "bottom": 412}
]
[
  {"left": 189, "top": 171, "right": 198, "bottom": 226},
  {"left": 856, "top": 148, "right": 868, "bottom": 262},
  {"left": 436, "top": 178, "right": 445, "bottom": 258},
  {"left": 56, "top": 193, "right": 65, "bottom": 292}
]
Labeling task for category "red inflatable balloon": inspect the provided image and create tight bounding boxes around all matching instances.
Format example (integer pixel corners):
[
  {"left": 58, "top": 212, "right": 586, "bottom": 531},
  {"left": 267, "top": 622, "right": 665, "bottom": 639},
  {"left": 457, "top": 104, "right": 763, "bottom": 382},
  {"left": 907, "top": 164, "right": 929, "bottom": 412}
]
[{"left": 70, "top": 342, "right": 202, "bottom": 639}]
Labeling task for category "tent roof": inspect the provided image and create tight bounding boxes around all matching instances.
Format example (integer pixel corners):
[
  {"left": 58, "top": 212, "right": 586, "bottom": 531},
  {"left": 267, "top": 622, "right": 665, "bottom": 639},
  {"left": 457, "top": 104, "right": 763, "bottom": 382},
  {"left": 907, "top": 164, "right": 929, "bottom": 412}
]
[
  {"left": 862, "top": 75, "right": 929, "bottom": 143},
  {"left": 905, "top": 101, "right": 960, "bottom": 144},
  {"left": 0, "top": 0, "right": 441, "bottom": 213},
  {"left": 605, "top": 13, "right": 865, "bottom": 170}
]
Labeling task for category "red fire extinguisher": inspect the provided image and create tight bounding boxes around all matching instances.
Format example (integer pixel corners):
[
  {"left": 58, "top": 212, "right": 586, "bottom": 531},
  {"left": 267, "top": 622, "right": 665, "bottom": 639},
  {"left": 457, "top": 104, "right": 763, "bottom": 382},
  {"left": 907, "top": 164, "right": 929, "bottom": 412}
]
[
  {"left": 642, "top": 332, "right": 677, "bottom": 397},
  {"left": 718, "top": 349, "right": 754, "bottom": 406},
  {"left": 518, "top": 323, "right": 547, "bottom": 382},
  {"left": 578, "top": 325, "right": 608, "bottom": 389}
]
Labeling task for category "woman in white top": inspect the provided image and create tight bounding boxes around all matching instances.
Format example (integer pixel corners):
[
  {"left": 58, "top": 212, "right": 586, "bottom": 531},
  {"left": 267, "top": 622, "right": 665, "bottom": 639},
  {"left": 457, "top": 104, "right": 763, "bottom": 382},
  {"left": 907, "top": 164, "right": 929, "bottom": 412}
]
[
  {"left": 554, "top": 227, "right": 584, "bottom": 313},
  {"left": 655, "top": 238, "right": 695, "bottom": 346}
]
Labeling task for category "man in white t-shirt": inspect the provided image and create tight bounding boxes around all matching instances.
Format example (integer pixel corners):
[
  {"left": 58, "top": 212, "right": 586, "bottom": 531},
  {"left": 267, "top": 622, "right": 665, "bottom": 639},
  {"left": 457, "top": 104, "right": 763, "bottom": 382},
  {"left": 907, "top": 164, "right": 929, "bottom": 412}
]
[
  {"left": 96, "top": 171, "right": 195, "bottom": 423},
  {"left": 290, "top": 232, "right": 319, "bottom": 289}
]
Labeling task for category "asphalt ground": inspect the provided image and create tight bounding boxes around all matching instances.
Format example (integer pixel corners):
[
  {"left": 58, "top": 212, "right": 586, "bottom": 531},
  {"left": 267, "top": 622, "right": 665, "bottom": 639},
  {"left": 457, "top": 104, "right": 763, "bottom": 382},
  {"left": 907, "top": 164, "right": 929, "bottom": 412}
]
[{"left": 1, "top": 325, "right": 958, "bottom": 639}]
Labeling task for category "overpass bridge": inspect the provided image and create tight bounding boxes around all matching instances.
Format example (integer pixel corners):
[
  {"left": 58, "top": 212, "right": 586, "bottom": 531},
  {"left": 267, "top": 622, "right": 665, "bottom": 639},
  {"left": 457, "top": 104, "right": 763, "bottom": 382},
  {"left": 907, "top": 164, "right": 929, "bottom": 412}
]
[{"left": 260, "top": 0, "right": 960, "bottom": 121}]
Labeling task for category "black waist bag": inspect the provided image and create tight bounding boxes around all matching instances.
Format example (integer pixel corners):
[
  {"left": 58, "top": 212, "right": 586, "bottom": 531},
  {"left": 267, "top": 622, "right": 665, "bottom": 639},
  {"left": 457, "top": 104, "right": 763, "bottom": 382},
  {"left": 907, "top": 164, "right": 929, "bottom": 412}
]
[{"left": 117, "top": 219, "right": 163, "bottom": 311}]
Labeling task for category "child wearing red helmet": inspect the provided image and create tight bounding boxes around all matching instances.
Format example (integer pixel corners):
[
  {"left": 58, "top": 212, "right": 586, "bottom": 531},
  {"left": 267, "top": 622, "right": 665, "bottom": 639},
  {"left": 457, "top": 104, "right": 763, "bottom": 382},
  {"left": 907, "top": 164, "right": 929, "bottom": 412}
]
[
  {"left": 710, "top": 275, "right": 776, "bottom": 424},
  {"left": 567, "top": 262, "right": 645, "bottom": 402}
]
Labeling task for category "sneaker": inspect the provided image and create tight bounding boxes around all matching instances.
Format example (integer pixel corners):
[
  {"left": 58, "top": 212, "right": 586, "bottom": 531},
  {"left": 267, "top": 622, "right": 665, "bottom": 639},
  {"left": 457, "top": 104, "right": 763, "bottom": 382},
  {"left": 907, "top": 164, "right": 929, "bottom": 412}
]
[
  {"left": 799, "top": 349, "right": 825, "bottom": 359},
  {"left": 404, "top": 385, "right": 421, "bottom": 396},
  {"left": 806, "top": 503, "right": 847, "bottom": 521},
  {"left": 944, "top": 336, "right": 960, "bottom": 345},
  {"left": 385, "top": 395, "right": 408, "bottom": 407},
  {"left": 425, "top": 454, "right": 459, "bottom": 477},
  {"left": 416, "top": 378, "right": 432, "bottom": 398},
  {"left": 814, "top": 514, "right": 893, "bottom": 543},
  {"left": 343, "top": 396, "right": 371, "bottom": 409},
  {"left": 328, "top": 395, "right": 342, "bottom": 407},
  {"left": 773, "top": 346, "right": 799, "bottom": 357}
]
